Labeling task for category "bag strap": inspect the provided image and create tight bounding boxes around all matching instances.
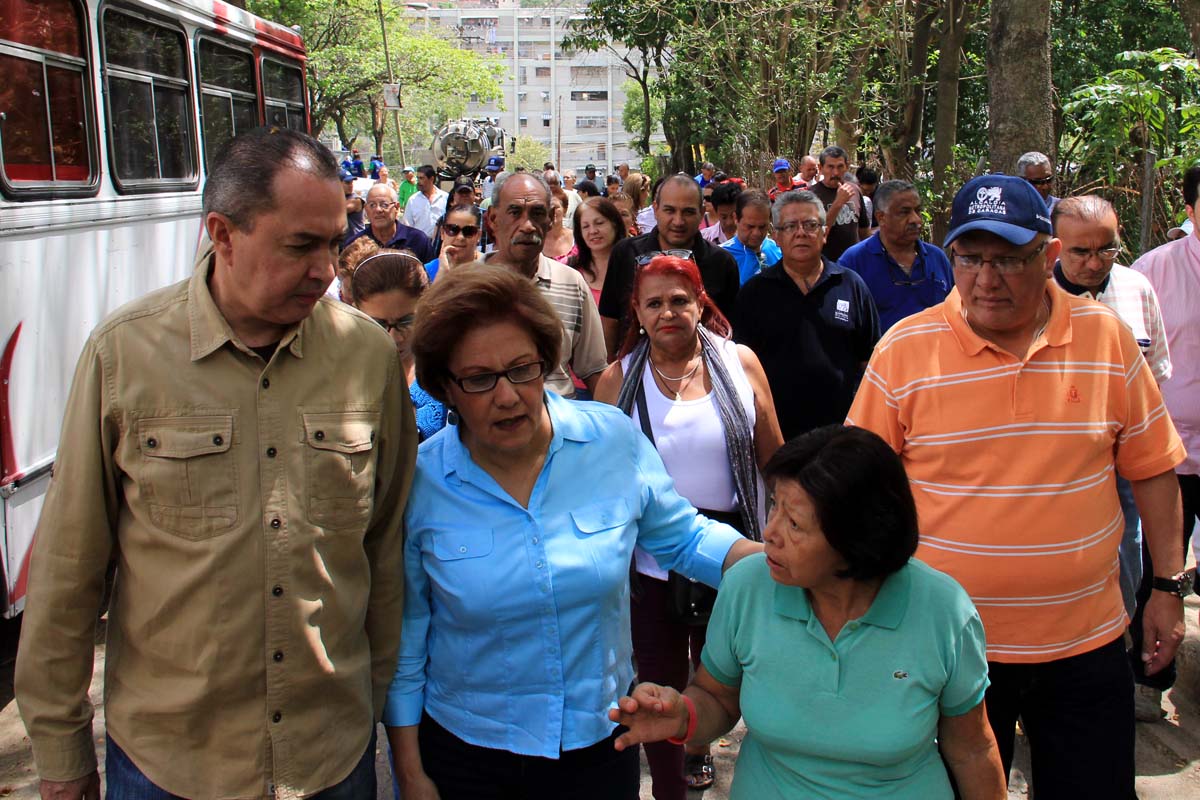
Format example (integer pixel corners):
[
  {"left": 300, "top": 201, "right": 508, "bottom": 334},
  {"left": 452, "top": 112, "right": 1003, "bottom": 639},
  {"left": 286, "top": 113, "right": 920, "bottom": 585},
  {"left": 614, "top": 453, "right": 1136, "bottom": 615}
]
[{"left": 633, "top": 381, "right": 655, "bottom": 446}]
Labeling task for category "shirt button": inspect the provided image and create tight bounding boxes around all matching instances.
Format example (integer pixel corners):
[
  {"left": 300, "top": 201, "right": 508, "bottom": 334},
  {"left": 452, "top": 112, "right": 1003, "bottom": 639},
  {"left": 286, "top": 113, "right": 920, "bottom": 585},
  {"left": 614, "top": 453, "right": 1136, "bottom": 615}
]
[
  {"left": 273, "top": 651, "right": 284, "bottom": 662},
  {"left": 272, "top": 585, "right": 284, "bottom": 597},
  {"left": 270, "top": 518, "right": 281, "bottom": 529},
  {"left": 267, "top": 447, "right": 277, "bottom": 458},
  {"left": 314, "top": 430, "right": 325, "bottom": 441},
  {"left": 831, "top": 653, "right": 838, "bottom": 661},
  {"left": 272, "top": 711, "right": 282, "bottom": 723},
  {"left": 262, "top": 377, "right": 270, "bottom": 389},
  {"left": 459, "top": 545, "right": 467, "bottom": 553},
  {"left": 535, "top": 560, "right": 544, "bottom": 569},
  {"left": 532, "top": 537, "right": 539, "bottom": 544},
  {"left": 146, "top": 438, "right": 157, "bottom": 449},
  {"left": 212, "top": 435, "right": 223, "bottom": 446}
]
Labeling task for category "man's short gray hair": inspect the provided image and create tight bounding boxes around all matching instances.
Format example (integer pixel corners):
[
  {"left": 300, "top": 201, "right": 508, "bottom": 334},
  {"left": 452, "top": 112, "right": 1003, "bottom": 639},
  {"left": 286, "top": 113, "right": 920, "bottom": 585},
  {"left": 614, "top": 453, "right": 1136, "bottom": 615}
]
[
  {"left": 772, "top": 190, "right": 826, "bottom": 227},
  {"left": 1016, "top": 151, "right": 1053, "bottom": 176},
  {"left": 492, "top": 170, "right": 553, "bottom": 207},
  {"left": 873, "top": 180, "right": 918, "bottom": 214},
  {"left": 365, "top": 182, "right": 399, "bottom": 203}
]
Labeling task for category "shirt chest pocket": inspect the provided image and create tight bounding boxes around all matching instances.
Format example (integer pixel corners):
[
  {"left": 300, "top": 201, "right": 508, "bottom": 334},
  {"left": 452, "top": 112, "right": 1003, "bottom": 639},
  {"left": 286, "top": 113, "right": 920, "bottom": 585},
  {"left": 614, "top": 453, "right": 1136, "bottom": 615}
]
[
  {"left": 570, "top": 498, "right": 632, "bottom": 536},
  {"left": 138, "top": 415, "right": 238, "bottom": 540},
  {"left": 303, "top": 411, "right": 379, "bottom": 531},
  {"left": 431, "top": 529, "right": 494, "bottom": 561}
]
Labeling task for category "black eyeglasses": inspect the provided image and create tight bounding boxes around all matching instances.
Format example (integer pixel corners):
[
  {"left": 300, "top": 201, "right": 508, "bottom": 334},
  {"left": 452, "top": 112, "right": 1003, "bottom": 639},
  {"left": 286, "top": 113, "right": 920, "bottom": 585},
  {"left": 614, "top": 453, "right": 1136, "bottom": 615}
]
[
  {"left": 442, "top": 223, "right": 480, "bottom": 237},
  {"left": 635, "top": 249, "right": 694, "bottom": 267},
  {"left": 1026, "top": 176, "right": 1054, "bottom": 186},
  {"left": 450, "top": 360, "right": 546, "bottom": 393},
  {"left": 371, "top": 314, "right": 415, "bottom": 334}
]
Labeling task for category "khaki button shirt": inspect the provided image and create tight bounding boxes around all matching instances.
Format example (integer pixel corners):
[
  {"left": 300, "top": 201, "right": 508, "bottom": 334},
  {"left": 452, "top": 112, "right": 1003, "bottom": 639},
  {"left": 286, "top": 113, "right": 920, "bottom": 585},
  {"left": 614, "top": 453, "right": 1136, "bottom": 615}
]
[{"left": 15, "top": 253, "right": 416, "bottom": 799}]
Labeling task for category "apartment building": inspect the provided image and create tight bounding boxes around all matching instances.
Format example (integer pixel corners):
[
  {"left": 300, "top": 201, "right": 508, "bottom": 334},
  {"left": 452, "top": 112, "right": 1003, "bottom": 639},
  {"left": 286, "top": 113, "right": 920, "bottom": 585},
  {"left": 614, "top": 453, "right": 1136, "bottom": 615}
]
[{"left": 419, "top": 0, "right": 662, "bottom": 176}]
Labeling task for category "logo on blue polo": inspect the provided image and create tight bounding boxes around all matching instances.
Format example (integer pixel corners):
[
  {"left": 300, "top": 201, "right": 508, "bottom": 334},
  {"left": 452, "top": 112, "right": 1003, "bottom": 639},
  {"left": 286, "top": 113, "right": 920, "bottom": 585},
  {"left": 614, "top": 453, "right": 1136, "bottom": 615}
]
[
  {"left": 835, "top": 299, "right": 851, "bottom": 323},
  {"left": 969, "top": 186, "right": 1006, "bottom": 217}
]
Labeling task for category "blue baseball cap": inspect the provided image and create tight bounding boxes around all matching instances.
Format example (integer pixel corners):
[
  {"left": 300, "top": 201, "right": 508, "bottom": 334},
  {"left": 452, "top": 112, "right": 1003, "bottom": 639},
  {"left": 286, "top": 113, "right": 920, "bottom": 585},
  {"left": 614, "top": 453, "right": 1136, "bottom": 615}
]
[
  {"left": 486, "top": 155, "right": 504, "bottom": 171},
  {"left": 339, "top": 169, "right": 354, "bottom": 182},
  {"left": 945, "top": 174, "right": 1052, "bottom": 247},
  {"left": 772, "top": 157, "right": 791, "bottom": 173}
]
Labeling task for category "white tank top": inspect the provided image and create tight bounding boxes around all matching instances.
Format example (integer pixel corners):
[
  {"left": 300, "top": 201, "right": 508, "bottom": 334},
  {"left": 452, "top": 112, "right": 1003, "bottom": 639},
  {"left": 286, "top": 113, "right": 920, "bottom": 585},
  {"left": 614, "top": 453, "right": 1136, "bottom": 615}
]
[{"left": 622, "top": 338, "right": 756, "bottom": 579}]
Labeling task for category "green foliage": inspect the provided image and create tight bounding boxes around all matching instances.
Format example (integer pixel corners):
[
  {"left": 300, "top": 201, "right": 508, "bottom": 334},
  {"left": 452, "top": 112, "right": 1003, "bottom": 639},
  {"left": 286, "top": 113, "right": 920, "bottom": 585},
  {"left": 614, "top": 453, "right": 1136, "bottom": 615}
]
[{"left": 507, "top": 137, "right": 552, "bottom": 173}]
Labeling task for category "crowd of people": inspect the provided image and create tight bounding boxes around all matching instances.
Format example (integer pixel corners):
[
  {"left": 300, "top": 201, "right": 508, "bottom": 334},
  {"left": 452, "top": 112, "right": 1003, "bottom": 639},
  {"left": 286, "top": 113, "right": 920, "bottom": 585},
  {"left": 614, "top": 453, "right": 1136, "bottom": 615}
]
[{"left": 12, "top": 126, "right": 1199, "bottom": 800}]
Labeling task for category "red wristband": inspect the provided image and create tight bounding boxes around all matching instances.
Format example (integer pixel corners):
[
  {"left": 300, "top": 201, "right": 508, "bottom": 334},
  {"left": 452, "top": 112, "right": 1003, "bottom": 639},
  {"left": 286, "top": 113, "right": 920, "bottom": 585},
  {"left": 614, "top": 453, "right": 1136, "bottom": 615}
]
[{"left": 666, "top": 693, "right": 697, "bottom": 745}]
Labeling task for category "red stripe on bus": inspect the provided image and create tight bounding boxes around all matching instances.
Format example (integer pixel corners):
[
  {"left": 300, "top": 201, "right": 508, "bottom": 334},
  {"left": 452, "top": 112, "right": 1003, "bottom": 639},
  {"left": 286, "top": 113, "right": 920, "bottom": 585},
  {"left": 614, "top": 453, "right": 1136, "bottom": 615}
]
[
  {"left": 10, "top": 540, "right": 31, "bottom": 606},
  {"left": 212, "top": 0, "right": 231, "bottom": 35},
  {"left": 1, "top": 323, "right": 22, "bottom": 486}
]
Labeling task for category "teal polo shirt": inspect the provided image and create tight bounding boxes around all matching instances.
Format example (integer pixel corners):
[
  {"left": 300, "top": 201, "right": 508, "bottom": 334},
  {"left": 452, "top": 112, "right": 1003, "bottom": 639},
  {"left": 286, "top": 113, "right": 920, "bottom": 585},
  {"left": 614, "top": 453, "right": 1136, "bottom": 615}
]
[{"left": 701, "top": 554, "right": 988, "bottom": 800}]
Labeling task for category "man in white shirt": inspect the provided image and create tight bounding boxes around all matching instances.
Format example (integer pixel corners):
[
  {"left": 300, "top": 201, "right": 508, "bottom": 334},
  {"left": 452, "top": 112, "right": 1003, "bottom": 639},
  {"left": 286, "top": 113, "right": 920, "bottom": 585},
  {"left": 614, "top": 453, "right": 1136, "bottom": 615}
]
[{"left": 401, "top": 165, "right": 448, "bottom": 238}]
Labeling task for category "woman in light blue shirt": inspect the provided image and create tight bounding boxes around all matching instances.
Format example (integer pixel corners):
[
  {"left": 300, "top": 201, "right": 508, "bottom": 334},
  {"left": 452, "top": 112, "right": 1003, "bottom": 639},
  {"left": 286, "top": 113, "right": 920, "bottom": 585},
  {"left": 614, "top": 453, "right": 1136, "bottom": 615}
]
[
  {"left": 610, "top": 426, "right": 1007, "bottom": 799},
  {"left": 384, "top": 265, "right": 760, "bottom": 800}
]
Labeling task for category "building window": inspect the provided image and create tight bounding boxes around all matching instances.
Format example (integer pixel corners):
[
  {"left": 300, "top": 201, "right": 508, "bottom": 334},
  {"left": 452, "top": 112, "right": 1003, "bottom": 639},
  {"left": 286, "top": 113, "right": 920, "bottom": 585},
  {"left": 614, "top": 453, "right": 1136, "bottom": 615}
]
[
  {"left": 597, "top": 144, "right": 607, "bottom": 163},
  {"left": 0, "top": 0, "right": 96, "bottom": 192},
  {"left": 518, "top": 91, "right": 527, "bottom": 101},
  {"left": 542, "top": 113, "right": 551, "bottom": 128},
  {"left": 535, "top": 66, "right": 550, "bottom": 78},
  {"left": 519, "top": 116, "right": 528, "bottom": 127},
  {"left": 197, "top": 38, "right": 257, "bottom": 170},
  {"left": 470, "top": 93, "right": 480, "bottom": 103},
  {"left": 570, "top": 66, "right": 606, "bottom": 83},
  {"left": 101, "top": 7, "right": 196, "bottom": 187},
  {"left": 541, "top": 91, "right": 550, "bottom": 102},
  {"left": 575, "top": 116, "right": 608, "bottom": 130},
  {"left": 262, "top": 57, "right": 305, "bottom": 132},
  {"left": 518, "top": 66, "right": 527, "bottom": 84},
  {"left": 570, "top": 90, "right": 608, "bottom": 102}
]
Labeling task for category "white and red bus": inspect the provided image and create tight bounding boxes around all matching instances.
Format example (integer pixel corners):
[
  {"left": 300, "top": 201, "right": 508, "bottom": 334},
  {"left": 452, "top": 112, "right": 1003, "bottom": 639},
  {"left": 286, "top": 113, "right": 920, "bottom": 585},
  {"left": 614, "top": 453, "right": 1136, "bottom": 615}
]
[{"left": 0, "top": 0, "right": 309, "bottom": 617}]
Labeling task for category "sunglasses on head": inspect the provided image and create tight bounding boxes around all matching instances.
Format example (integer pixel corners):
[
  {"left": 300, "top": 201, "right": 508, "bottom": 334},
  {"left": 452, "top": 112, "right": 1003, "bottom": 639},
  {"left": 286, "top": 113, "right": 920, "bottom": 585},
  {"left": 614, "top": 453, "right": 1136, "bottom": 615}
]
[
  {"left": 442, "top": 223, "right": 480, "bottom": 237},
  {"left": 635, "top": 249, "right": 694, "bottom": 267}
]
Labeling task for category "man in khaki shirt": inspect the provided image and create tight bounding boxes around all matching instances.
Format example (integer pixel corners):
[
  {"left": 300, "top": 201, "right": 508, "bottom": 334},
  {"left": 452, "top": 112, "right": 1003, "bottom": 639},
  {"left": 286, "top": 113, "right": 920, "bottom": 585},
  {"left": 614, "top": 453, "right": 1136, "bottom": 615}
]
[{"left": 15, "top": 128, "right": 417, "bottom": 800}]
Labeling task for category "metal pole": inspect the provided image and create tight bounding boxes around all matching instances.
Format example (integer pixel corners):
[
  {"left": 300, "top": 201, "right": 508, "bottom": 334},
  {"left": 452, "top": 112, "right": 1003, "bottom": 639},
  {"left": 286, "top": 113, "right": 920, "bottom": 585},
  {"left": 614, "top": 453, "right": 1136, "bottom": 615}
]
[
  {"left": 376, "top": 0, "right": 405, "bottom": 167},
  {"left": 1140, "top": 148, "right": 1156, "bottom": 257}
]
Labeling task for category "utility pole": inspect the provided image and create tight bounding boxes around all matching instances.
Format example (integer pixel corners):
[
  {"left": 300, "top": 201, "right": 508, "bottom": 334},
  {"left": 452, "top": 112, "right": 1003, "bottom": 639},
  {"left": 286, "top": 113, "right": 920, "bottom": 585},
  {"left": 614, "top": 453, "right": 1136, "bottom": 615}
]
[{"left": 376, "top": 0, "right": 405, "bottom": 166}]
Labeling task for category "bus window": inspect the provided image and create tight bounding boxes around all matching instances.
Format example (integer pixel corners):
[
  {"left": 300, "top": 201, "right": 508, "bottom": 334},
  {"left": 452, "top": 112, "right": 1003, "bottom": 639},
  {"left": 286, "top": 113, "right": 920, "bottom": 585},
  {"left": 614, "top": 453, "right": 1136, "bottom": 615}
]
[
  {"left": 101, "top": 8, "right": 196, "bottom": 188},
  {"left": 0, "top": 0, "right": 96, "bottom": 194},
  {"left": 198, "top": 38, "right": 257, "bottom": 169},
  {"left": 262, "top": 58, "right": 305, "bottom": 132}
]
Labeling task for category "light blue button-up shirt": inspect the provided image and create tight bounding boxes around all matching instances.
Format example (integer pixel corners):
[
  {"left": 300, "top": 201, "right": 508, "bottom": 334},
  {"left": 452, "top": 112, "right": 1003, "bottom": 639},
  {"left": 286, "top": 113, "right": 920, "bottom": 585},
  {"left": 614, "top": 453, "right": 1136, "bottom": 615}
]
[
  {"left": 383, "top": 392, "right": 743, "bottom": 757},
  {"left": 722, "top": 235, "right": 783, "bottom": 284}
]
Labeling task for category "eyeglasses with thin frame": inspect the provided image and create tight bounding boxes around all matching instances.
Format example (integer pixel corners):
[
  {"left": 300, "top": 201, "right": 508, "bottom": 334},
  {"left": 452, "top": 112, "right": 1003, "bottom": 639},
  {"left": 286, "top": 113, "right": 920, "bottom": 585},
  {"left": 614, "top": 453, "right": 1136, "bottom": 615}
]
[
  {"left": 370, "top": 314, "right": 415, "bottom": 334},
  {"left": 776, "top": 219, "right": 824, "bottom": 236},
  {"left": 366, "top": 200, "right": 396, "bottom": 210},
  {"left": 951, "top": 241, "right": 1048, "bottom": 274},
  {"left": 635, "top": 249, "right": 694, "bottom": 267},
  {"left": 442, "top": 223, "right": 480, "bottom": 238},
  {"left": 450, "top": 360, "right": 546, "bottom": 393},
  {"left": 1064, "top": 244, "right": 1121, "bottom": 264}
]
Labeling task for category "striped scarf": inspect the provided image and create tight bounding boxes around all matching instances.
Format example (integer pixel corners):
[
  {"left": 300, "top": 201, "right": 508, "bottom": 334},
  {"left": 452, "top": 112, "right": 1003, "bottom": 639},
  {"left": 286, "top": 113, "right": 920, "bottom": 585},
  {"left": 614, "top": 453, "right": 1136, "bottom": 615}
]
[{"left": 616, "top": 327, "right": 762, "bottom": 541}]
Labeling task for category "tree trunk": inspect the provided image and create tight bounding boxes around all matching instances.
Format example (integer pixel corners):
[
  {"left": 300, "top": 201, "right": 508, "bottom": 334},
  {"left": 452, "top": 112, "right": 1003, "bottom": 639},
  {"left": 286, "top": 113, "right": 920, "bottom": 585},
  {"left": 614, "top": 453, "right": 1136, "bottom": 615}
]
[
  {"left": 833, "top": 111, "right": 859, "bottom": 166},
  {"left": 367, "top": 94, "right": 386, "bottom": 161},
  {"left": 931, "top": 0, "right": 974, "bottom": 244},
  {"left": 1178, "top": 0, "right": 1200, "bottom": 60},
  {"left": 882, "top": 1, "right": 937, "bottom": 180},
  {"left": 988, "top": 0, "right": 1054, "bottom": 173},
  {"left": 334, "top": 111, "right": 354, "bottom": 152}
]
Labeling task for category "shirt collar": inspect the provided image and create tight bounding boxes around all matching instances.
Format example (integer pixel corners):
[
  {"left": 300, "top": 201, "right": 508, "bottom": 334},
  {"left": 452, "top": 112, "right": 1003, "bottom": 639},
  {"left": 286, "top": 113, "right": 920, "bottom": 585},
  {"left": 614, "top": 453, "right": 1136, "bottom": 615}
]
[
  {"left": 772, "top": 562, "right": 911, "bottom": 630},
  {"left": 441, "top": 391, "right": 598, "bottom": 485},
  {"left": 1052, "top": 261, "right": 1110, "bottom": 296},
  {"left": 943, "top": 281, "right": 1071, "bottom": 357},
  {"left": 188, "top": 245, "right": 305, "bottom": 362}
]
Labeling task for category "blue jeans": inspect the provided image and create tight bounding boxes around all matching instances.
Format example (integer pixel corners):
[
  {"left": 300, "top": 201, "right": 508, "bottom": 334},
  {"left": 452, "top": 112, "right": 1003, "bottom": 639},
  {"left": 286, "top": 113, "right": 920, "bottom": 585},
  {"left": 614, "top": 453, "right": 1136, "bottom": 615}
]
[
  {"left": 105, "top": 731, "right": 377, "bottom": 800},
  {"left": 1115, "top": 475, "right": 1142, "bottom": 619}
]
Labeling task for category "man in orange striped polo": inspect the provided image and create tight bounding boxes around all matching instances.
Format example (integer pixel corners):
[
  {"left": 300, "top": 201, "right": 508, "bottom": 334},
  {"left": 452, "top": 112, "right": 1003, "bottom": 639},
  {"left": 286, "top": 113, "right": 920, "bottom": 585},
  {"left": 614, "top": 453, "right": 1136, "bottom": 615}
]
[{"left": 848, "top": 174, "right": 1188, "bottom": 797}]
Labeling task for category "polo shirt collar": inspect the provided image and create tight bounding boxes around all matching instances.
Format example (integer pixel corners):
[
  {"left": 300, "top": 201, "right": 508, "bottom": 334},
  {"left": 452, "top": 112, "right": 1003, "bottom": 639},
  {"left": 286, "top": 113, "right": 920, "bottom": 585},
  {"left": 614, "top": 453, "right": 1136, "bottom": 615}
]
[
  {"left": 867, "top": 232, "right": 933, "bottom": 273},
  {"left": 943, "top": 281, "right": 1071, "bottom": 357},
  {"left": 764, "top": 257, "right": 842, "bottom": 289},
  {"left": 1053, "top": 261, "right": 1110, "bottom": 296},
  {"left": 771, "top": 563, "right": 911, "bottom": 630},
  {"left": 188, "top": 247, "right": 304, "bottom": 362},
  {"left": 441, "top": 391, "right": 597, "bottom": 486}
]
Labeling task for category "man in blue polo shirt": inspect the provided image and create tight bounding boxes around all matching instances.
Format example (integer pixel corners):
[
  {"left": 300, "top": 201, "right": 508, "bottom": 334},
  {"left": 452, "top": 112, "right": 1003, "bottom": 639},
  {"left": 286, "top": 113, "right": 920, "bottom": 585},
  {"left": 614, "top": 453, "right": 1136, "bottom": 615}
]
[
  {"left": 838, "top": 180, "right": 953, "bottom": 332},
  {"left": 721, "top": 190, "right": 781, "bottom": 284},
  {"left": 733, "top": 190, "right": 880, "bottom": 440}
]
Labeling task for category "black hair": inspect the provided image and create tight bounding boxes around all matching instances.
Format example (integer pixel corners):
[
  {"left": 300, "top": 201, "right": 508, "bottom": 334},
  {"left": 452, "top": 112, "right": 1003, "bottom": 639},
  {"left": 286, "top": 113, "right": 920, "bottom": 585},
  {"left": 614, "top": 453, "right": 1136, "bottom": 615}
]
[
  {"left": 856, "top": 167, "right": 879, "bottom": 185},
  {"left": 710, "top": 181, "right": 743, "bottom": 209},
  {"left": 416, "top": 164, "right": 437, "bottom": 181},
  {"left": 1184, "top": 165, "right": 1200, "bottom": 208},
  {"left": 819, "top": 145, "right": 849, "bottom": 166},
  {"left": 764, "top": 425, "right": 919, "bottom": 581},
  {"left": 657, "top": 174, "right": 704, "bottom": 209},
  {"left": 735, "top": 189, "right": 771, "bottom": 219},
  {"left": 203, "top": 127, "right": 338, "bottom": 229}
]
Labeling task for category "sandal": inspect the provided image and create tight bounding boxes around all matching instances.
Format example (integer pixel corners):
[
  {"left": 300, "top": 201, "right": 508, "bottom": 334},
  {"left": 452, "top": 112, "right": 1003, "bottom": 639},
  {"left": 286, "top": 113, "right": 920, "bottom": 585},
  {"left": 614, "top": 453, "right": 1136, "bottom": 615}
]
[{"left": 684, "top": 753, "right": 715, "bottom": 791}]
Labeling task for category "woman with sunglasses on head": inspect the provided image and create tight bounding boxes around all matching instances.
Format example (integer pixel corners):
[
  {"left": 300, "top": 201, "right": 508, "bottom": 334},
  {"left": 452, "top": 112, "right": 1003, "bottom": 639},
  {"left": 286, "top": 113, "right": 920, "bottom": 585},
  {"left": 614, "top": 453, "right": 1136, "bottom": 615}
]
[
  {"left": 383, "top": 265, "right": 762, "bottom": 800},
  {"left": 569, "top": 197, "right": 628, "bottom": 304},
  {"left": 426, "top": 204, "right": 483, "bottom": 282},
  {"left": 346, "top": 248, "right": 446, "bottom": 441},
  {"left": 593, "top": 254, "right": 783, "bottom": 797}
]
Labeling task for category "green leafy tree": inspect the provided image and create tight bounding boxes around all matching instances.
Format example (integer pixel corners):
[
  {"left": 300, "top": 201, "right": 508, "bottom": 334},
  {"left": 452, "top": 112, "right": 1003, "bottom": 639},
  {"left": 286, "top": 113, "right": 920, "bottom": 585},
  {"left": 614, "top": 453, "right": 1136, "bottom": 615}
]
[{"left": 506, "top": 137, "right": 553, "bottom": 173}]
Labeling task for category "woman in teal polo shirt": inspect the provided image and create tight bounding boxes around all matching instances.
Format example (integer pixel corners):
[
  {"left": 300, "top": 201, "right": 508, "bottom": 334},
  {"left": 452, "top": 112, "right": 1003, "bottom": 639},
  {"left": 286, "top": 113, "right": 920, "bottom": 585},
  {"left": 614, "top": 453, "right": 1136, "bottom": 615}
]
[{"left": 610, "top": 425, "right": 1006, "bottom": 799}]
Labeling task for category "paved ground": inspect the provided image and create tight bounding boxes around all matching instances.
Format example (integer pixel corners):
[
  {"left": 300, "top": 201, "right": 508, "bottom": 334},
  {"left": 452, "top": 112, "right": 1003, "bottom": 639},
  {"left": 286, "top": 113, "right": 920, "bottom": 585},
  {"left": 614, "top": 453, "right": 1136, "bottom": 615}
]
[{"left": 1, "top": 596, "right": 1198, "bottom": 798}]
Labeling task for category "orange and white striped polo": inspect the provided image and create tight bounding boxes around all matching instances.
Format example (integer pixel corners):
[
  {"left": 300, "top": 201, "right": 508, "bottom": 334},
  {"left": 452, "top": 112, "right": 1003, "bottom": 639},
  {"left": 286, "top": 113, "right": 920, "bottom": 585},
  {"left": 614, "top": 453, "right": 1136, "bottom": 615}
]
[{"left": 848, "top": 285, "right": 1184, "bottom": 663}]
